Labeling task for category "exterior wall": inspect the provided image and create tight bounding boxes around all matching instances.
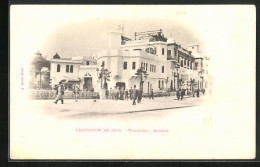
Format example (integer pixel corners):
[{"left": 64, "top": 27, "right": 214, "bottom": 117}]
[
  {"left": 97, "top": 48, "right": 169, "bottom": 93},
  {"left": 50, "top": 61, "right": 80, "bottom": 83}
]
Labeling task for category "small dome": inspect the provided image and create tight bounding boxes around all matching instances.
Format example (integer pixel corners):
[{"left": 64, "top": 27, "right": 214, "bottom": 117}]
[{"left": 53, "top": 52, "right": 60, "bottom": 59}]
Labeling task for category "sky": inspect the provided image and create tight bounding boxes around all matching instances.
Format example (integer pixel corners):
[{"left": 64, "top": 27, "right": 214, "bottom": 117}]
[{"left": 11, "top": 5, "right": 223, "bottom": 60}]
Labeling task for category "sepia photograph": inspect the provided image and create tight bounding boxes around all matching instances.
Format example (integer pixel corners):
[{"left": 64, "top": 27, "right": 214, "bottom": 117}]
[{"left": 10, "top": 5, "right": 255, "bottom": 160}]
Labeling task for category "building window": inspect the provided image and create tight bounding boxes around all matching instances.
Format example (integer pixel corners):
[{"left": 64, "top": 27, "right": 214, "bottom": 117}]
[
  {"left": 102, "top": 61, "right": 105, "bottom": 67},
  {"left": 158, "top": 80, "right": 160, "bottom": 88},
  {"left": 57, "top": 64, "right": 60, "bottom": 72},
  {"left": 167, "top": 50, "right": 171, "bottom": 56},
  {"left": 162, "top": 48, "right": 165, "bottom": 55},
  {"left": 141, "top": 62, "right": 143, "bottom": 69},
  {"left": 190, "top": 62, "right": 192, "bottom": 70},
  {"left": 162, "top": 66, "right": 164, "bottom": 73},
  {"left": 155, "top": 65, "right": 156, "bottom": 72},
  {"left": 184, "top": 59, "right": 186, "bottom": 66},
  {"left": 181, "top": 60, "right": 183, "bottom": 67},
  {"left": 70, "top": 65, "right": 73, "bottom": 73},
  {"left": 86, "top": 61, "right": 89, "bottom": 65},
  {"left": 66, "top": 65, "right": 69, "bottom": 73},
  {"left": 132, "top": 62, "right": 136, "bottom": 70},
  {"left": 146, "top": 63, "right": 148, "bottom": 71},
  {"left": 123, "top": 62, "right": 127, "bottom": 69}
]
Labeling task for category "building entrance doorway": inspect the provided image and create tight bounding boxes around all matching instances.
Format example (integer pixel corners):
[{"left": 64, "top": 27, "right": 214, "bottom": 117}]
[
  {"left": 116, "top": 82, "right": 125, "bottom": 91},
  {"left": 83, "top": 77, "right": 93, "bottom": 91}
]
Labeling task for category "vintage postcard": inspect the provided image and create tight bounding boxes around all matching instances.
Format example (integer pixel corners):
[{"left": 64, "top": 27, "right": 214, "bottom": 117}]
[{"left": 10, "top": 5, "right": 255, "bottom": 160}]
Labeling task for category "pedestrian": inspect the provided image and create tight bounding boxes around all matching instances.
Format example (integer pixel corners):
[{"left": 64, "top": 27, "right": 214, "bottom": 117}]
[
  {"left": 116, "top": 87, "right": 119, "bottom": 100},
  {"left": 120, "top": 87, "right": 124, "bottom": 100},
  {"left": 202, "top": 88, "right": 205, "bottom": 95},
  {"left": 137, "top": 89, "right": 142, "bottom": 103},
  {"left": 193, "top": 89, "right": 196, "bottom": 98},
  {"left": 125, "top": 89, "right": 129, "bottom": 100},
  {"left": 180, "top": 89, "right": 184, "bottom": 100},
  {"left": 149, "top": 89, "right": 154, "bottom": 100},
  {"left": 108, "top": 87, "right": 112, "bottom": 100},
  {"left": 132, "top": 85, "right": 137, "bottom": 105},
  {"left": 73, "top": 84, "right": 80, "bottom": 102},
  {"left": 105, "top": 89, "right": 109, "bottom": 99},
  {"left": 176, "top": 88, "right": 180, "bottom": 101},
  {"left": 54, "top": 83, "right": 64, "bottom": 104},
  {"left": 197, "top": 89, "right": 200, "bottom": 98},
  {"left": 129, "top": 87, "right": 133, "bottom": 100}
]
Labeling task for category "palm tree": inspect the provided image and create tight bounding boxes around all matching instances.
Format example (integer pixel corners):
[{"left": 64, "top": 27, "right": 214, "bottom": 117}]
[
  {"left": 190, "top": 78, "right": 196, "bottom": 92},
  {"left": 135, "top": 67, "right": 149, "bottom": 90},
  {"left": 31, "top": 52, "right": 50, "bottom": 89},
  {"left": 98, "top": 65, "right": 111, "bottom": 89}
]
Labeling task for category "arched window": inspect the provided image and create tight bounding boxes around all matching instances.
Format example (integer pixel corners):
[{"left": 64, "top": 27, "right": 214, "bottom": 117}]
[
  {"left": 70, "top": 65, "right": 73, "bottom": 73},
  {"left": 158, "top": 80, "right": 161, "bottom": 88},
  {"left": 57, "top": 64, "right": 60, "bottom": 72},
  {"left": 66, "top": 65, "right": 69, "bottom": 73}
]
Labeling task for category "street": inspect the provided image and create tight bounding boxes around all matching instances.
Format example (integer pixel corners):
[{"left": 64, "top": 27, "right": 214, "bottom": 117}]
[{"left": 26, "top": 94, "right": 211, "bottom": 119}]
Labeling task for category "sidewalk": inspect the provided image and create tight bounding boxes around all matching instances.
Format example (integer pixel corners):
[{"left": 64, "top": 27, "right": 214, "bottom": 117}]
[{"left": 28, "top": 94, "right": 211, "bottom": 117}]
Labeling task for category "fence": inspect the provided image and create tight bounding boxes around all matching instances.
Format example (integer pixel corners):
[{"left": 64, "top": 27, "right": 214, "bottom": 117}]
[{"left": 27, "top": 90, "right": 100, "bottom": 100}]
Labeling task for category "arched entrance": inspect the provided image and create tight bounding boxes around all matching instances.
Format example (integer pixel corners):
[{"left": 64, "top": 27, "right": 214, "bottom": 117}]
[
  {"left": 83, "top": 73, "right": 93, "bottom": 91},
  {"left": 116, "top": 82, "right": 125, "bottom": 90}
]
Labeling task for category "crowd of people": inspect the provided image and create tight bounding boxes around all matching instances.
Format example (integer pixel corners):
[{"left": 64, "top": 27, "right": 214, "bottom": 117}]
[
  {"left": 105, "top": 85, "right": 143, "bottom": 105},
  {"left": 53, "top": 81, "right": 206, "bottom": 105}
]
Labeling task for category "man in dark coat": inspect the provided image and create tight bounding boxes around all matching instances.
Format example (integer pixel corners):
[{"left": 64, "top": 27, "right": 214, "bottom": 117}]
[
  {"left": 149, "top": 89, "right": 154, "bottom": 100},
  {"left": 180, "top": 89, "right": 184, "bottom": 100},
  {"left": 132, "top": 85, "right": 137, "bottom": 105},
  {"left": 176, "top": 88, "right": 180, "bottom": 101},
  {"left": 125, "top": 89, "right": 129, "bottom": 100},
  {"left": 197, "top": 89, "right": 200, "bottom": 98},
  {"left": 137, "top": 89, "right": 142, "bottom": 103}
]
